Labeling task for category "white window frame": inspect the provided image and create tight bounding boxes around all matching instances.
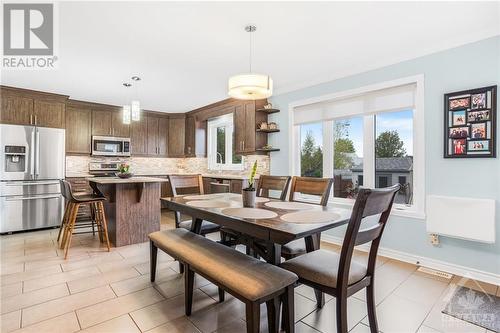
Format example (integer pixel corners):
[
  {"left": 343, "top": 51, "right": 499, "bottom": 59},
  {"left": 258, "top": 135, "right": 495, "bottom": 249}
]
[
  {"left": 289, "top": 75, "right": 425, "bottom": 219},
  {"left": 207, "top": 114, "right": 243, "bottom": 171}
]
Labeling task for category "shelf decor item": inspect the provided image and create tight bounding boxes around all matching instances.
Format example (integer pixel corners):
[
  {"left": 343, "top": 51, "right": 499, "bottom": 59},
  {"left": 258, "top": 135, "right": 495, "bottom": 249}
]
[
  {"left": 444, "top": 85, "right": 496, "bottom": 158},
  {"left": 116, "top": 163, "right": 133, "bottom": 178},
  {"left": 242, "top": 160, "right": 258, "bottom": 208}
]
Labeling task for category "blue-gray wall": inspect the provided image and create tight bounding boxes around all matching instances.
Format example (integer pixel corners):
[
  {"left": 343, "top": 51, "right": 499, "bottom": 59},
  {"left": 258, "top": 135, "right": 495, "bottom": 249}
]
[{"left": 268, "top": 36, "right": 500, "bottom": 275}]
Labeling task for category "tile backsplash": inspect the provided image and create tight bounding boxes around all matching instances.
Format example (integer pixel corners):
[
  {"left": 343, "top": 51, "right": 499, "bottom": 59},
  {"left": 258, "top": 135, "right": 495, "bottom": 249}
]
[{"left": 65, "top": 155, "right": 270, "bottom": 177}]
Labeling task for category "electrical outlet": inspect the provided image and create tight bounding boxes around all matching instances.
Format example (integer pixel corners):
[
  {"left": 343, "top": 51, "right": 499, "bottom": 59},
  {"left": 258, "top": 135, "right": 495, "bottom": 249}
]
[{"left": 429, "top": 233, "right": 439, "bottom": 245}]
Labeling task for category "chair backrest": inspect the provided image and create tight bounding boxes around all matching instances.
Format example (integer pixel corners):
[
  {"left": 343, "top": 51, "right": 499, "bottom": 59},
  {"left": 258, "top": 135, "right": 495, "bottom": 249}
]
[
  {"left": 288, "top": 176, "right": 333, "bottom": 206},
  {"left": 337, "top": 184, "right": 400, "bottom": 289},
  {"left": 256, "top": 175, "right": 291, "bottom": 200},
  {"left": 59, "top": 179, "right": 79, "bottom": 202},
  {"left": 168, "top": 174, "right": 204, "bottom": 196}
]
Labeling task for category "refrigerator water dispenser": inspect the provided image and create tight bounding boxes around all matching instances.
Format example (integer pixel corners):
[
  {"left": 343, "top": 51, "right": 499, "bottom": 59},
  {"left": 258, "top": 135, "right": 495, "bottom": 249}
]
[{"left": 4, "top": 146, "right": 26, "bottom": 172}]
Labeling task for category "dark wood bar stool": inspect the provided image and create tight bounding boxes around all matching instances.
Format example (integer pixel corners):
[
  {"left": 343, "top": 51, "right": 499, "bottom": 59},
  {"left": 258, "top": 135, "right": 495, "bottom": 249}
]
[
  {"left": 281, "top": 185, "right": 400, "bottom": 333},
  {"left": 58, "top": 180, "right": 111, "bottom": 259}
]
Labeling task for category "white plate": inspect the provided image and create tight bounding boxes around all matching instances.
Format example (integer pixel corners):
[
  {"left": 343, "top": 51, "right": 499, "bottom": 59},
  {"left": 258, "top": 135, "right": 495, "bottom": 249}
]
[
  {"left": 264, "top": 201, "right": 314, "bottom": 210},
  {"left": 186, "top": 200, "right": 231, "bottom": 208},
  {"left": 229, "top": 196, "right": 270, "bottom": 203},
  {"left": 280, "top": 211, "right": 341, "bottom": 224},
  {"left": 183, "top": 194, "right": 225, "bottom": 200},
  {"left": 221, "top": 208, "right": 278, "bottom": 219}
]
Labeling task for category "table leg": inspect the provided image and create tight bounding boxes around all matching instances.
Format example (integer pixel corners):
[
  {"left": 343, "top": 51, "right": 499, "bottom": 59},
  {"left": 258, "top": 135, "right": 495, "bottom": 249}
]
[
  {"left": 265, "top": 242, "right": 282, "bottom": 266},
  {"left": 190, "top": 217, "right": 203, "bottom": 234},
  {"left": 305, "top": 233, "right": 325, "bottom": 308}
]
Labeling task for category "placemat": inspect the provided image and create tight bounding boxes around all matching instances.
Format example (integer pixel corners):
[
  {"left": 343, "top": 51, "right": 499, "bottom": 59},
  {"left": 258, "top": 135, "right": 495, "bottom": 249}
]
[
  {"left": 229, "top": 196, "right": 270, "bottom": 203},
  {"left": 183, "top": 194, "right": 224, "bottom": 200},
  {"left": 280, "top": 211, "right": 341, "bottom": 224},
  {"left": 264, "top": 201, "right": 314, "bottom": 210},
  {"left": 221, "top": 208, "right": 278, "bottom": 219},
  {"left": 186, "top": 200, "right": 231, "bottom": 208}
]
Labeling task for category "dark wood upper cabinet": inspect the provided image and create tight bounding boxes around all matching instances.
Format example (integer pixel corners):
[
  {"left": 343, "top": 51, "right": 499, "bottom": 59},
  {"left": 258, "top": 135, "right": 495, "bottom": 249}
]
[
  {"left": 91, "top": 110, "right": 112, "bottom": 136},
  {"left": 66, "top": 105, "right": 91, "bottom": 154},
  {"left": 185, "top": 116, "right": 195, "bottom": 157},
  {"left": 111, "top": 110, "right": 129, "bottom": 137},
  {"left": 234, "top": 100, "right": 267, "bottom": 154},
  {"left": 0, "top": 87, "right": 68, "bottom": 128},
  {"left": 146, "top": 116, "right": 159, "bottom": 155},
  {"left": 158, "top": 117, "right": 168, "bottom": 157},
  {"left": 130, "top": 116, "right": 148, "bottom": 155},
  {"left": 0, "top": 93, "right": 33, "bottom": 125},
  {"left": 168, "top": 117, "right": 185, "bottom": 157}
]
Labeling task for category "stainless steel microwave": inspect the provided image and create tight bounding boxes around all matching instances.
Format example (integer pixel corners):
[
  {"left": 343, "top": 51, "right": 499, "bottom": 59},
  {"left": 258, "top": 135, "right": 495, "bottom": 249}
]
[{"left": 91, "top": 136, "right": 131, "bottom": 157}]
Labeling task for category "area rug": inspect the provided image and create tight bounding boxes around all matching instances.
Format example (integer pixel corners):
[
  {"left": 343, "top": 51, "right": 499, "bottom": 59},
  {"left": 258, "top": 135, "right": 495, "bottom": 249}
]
[{"left": 442, "top": 285, "right": 499, "bottom": 332}]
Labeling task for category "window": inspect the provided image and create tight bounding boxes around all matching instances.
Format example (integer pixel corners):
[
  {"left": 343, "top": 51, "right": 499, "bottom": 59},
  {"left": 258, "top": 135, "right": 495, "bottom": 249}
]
[
  {"left": 207, "top": 114, "right": 242, "bottom": 170},
  {"left": 300, "top": 122, "right": 323, "bottom": 177},
  {"left": 290, "top": 76, "right": 424, "bottom": 216}
]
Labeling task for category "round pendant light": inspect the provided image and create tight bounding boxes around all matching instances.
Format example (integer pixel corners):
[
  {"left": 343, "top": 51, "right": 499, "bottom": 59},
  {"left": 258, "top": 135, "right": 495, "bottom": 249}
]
[{"left": 228, "top": 25, "right": 273, "bottom": 100}]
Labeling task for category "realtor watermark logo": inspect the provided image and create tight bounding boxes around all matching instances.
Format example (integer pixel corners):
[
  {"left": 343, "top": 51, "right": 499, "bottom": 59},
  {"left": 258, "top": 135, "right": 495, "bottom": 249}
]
[{"left": 2, "top": 2, "right": 58, "bottom": 69}]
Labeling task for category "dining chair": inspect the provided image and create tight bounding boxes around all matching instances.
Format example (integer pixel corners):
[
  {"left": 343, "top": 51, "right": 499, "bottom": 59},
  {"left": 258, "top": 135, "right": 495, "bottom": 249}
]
[
  {"left": 281, "top": 176, "right": 334, "bottom": 260},
  {"left": 281, "top": 184, "right": 400, "bottom": 333},
  {"left": 256, "top": 175, "right": 292, "bottom": 200},
  {"left": 167, "top": 174, "right": 221, "bottom": 236}
]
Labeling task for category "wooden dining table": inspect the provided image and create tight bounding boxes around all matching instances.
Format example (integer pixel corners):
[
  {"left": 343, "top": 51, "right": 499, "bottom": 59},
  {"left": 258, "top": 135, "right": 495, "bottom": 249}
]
[{"left": 161, "top": 193, "right": 352, "bottom": 266}]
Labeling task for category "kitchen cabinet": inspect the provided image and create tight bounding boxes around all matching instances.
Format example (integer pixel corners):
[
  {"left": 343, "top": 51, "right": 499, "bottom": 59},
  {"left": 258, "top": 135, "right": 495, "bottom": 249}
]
[
  {"left": 234, "top": 101, "right": 267, "bottom": 154},
  {"left": 33, "top": 99, "right": 65, "bottom": 128},
  {"left": 91, "top": 109, "right": 129, "bottom": 137},
  {"left": 145, "top": 115, "right": 169, "bottom": 157},
  {"left": 184, "top": 116, "right": 206, "bottom": 157},
  {"left": 66, "top": 106, "right": 91, "bottom": 154},
  {"left": 185, "top": 116, "right": 195, "bottom": 157},
  {"left": 0, "top": 93, "right": 33, "bottom": 125},
  {"left": 0, "top": 87, "right": 68, "bottom": 128},
  {"left": 130, "top": 116, "right": 148, "bottom": 155},
  {"left": 168, "top": 116, "right": 186, "bottom": 157}
]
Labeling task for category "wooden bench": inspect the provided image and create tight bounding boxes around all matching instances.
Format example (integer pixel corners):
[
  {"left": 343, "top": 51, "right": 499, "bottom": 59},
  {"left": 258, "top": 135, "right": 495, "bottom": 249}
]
[{"left": 149, "top": 228, "right": 298, "bottom": 333}]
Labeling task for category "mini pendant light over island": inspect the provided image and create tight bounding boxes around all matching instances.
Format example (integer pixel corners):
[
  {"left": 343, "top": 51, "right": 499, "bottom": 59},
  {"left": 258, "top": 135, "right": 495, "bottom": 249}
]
[
  {"left": 228, "top": 25, "right": 273, "bottom": 100},
  {"left": 122, "top": 76, "right": 142, "bottom": 124}
]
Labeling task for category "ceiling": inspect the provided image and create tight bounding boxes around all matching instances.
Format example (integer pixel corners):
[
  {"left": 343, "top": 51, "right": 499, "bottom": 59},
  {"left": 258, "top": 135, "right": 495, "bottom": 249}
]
[{"left": 2, "top": 1, "right": 499, "bottom": 112}]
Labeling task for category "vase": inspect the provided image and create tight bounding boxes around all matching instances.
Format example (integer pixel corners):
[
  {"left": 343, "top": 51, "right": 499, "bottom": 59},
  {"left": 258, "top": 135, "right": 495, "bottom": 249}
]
[{"left": 242, "top": 189, "right": 256, "bottom": 208}]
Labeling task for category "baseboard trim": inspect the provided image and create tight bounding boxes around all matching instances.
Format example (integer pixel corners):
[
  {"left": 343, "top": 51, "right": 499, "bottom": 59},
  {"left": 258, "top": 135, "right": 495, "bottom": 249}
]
[{"left": 321, "top": 234, "right": 500, "bottom": 286}]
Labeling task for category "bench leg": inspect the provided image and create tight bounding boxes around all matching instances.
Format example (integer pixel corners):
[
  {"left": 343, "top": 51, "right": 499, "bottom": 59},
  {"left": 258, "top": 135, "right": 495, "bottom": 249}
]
[
  {"left": 184, "top": 265, "right": 195, "bottom": 316},
  {"left": 245, "top": 302, "right": 260, "bottom": 333},
  {"left": 179, "top": 261, "right": 184, "bottom": 274},
  {"left": 218, "top": 287, "right": 225, "bottom": 303},
  {"left": 281, "top": 286, "right": 295, "bottom": 333},
  {"left": 150, "top": 241, "right": 158, "bottom": 282},
  {"left": 266, "top": 297, "right": 280, "bottom": 333}
]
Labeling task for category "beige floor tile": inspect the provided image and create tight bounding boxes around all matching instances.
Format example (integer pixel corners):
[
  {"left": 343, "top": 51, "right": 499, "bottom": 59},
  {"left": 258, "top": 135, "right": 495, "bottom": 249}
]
[
  {"left": 116, "top": 243, "right": 150, "bottom": 258},
  {"left": 417, "top": 325, "right": 442, "bottom": 333},
  {"left": 302, "top": 297, "right": 367, "bottom": 332},
  {"left": 154, "top": 274, "right": 211, "bottom": 300},
  {"left": 61, "top": 252, "right": 124, "bottom": 272},
  {"left": 1, "top": 283, "right": 68, "bottom": 314},
  {"left": 451, "top": 276, "right": 498, "bottom": 295},
  {"left": 296, "top": 321, "right": 322, "bottom": 333},
  {"left": 130, "top": 289, "right": 215, "bottom": 332},
  {"left": 394, "top": 273, "right": 449, "bottom": 306},
  {"left": 145, "top": 315, "right": 201, "bottom": 333},
  {"left": 21, "top": 285, "right": 116, "bottom": 326},
  {"left": 96, "top": 254, "right": 151, "bottom": 273},
  {"left": 213, "top": 318, "right": 247, "bottom": 333},
  {"left": 0, "top": 310, "right": 21, "bottom": 333},
  {"left": 24, "top": 252, "right": 90, "bottom": 271},
  {"left": 110, "top": 268, "right": 177, "bottom": 297},
  {"left": 1, "top": 263, "right": 25, "bottom": 275},
  {"left": 349, "top": 323, "right": 372, "bottom": 333},
  {"left": 184, "top": 296, "right": 245, "bottom": 333},
  {"left": 79, "top": 314, "right": 140, "bottom": 333},
  {"left": 23, "top": 266, "right": 100, "bottom": 292},
  {"left": 0, "top": 282, "right": 22, "bottom": 299},
  {"left": 295, "top": 293, "right": 320, "bottom": 322},
  {"left": 198, "top": 284, "right": 235, "bottom": 302},
  {"left": 134, "top": 257, "right": 176, "bottom": 275},
  {"left": 0, "top": 250, "right": 58, "bottom": 266},
  {"left": 1, "top": 264, "right": 62, "bottom": 286},
  {"left": 67, "top": 267, "right": 139, "bottom": 294},
  {"left": 14, "top": 312, "right": 80, "bottom": 333},
  {"left": 295, "top": 285, "right": 334, "bottom": 303},
  {"left": 76, "top": 287, "right": 164, "bottom": 329},
  {"left": 362, "top": 294, "right": 430, "bottom": 333}
]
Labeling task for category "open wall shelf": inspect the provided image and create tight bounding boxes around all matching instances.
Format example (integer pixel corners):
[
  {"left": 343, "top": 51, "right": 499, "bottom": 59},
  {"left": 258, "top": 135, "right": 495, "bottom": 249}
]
[
  {"left": 256, "top": 128, "right": 280, "bottom": 133},
  {"left": 256, "top": 108, "right": 280, "bottom": 114}
]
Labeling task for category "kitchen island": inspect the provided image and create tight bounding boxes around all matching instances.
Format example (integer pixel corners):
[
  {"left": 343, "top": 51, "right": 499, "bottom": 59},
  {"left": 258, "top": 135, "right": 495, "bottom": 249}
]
[{"left": 87, "top": 177, "right": 168, "bottom": 246}]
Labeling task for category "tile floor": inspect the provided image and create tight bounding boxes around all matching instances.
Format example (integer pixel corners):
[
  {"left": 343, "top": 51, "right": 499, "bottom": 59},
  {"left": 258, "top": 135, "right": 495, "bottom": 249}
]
[{"left": 0, "top": 210, "right": 498, "bottom": 333}]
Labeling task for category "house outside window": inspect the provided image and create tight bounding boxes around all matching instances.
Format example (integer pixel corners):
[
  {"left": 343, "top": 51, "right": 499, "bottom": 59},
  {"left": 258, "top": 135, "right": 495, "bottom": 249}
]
[{"left": 207, "top": 114, "right": 242, "bottom": 170}]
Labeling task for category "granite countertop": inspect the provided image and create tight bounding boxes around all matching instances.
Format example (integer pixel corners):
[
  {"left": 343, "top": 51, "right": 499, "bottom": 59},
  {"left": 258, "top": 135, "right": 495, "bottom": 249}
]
[
  {"left": 87, "top": 176, "right": 168, "bottom": 184},
  {"left": 67, "top": 172, "right": 258, "bottom": 180}
]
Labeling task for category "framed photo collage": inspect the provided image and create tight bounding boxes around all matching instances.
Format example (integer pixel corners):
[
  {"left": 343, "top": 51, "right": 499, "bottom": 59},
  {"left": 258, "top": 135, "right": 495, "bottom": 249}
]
[{"left": 444, "top": 85, "right": 497, "bottom": 158}]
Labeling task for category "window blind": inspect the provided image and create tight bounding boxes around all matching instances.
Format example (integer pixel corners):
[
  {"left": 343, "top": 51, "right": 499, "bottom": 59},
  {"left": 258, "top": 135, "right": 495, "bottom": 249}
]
[{"left": 293, "top": 83, "right": 416, "bottom": 125}]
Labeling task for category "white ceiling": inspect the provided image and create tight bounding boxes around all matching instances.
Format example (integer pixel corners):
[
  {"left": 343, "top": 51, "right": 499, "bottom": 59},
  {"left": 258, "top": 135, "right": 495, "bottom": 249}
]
[{"left": 2, "top": 1, "right": 499, "bottom": 112}]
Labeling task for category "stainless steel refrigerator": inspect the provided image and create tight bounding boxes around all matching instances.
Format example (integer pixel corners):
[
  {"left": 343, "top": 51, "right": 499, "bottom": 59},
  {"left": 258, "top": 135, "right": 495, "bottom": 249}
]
[{"left": 0, "top": 124, "right": 65, "bottom": 233}]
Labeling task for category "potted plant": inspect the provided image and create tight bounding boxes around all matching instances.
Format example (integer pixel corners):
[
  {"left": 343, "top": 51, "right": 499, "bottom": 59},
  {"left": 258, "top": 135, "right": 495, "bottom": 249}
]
[
  {"left": 116, "top": 163, "right": 133, "bottom": 178},
  {"left": 242, "top": 160, "right": 258, "bottom": 207}
]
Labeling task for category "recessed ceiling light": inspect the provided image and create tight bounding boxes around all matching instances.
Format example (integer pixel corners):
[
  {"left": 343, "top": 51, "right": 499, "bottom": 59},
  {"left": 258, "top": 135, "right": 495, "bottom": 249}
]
[
  {"left": 123, "top": 82, "right": 132, "bottom": 87},
  {"left": 131, "top": 76, "right": 141, "bottom": 81}
]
